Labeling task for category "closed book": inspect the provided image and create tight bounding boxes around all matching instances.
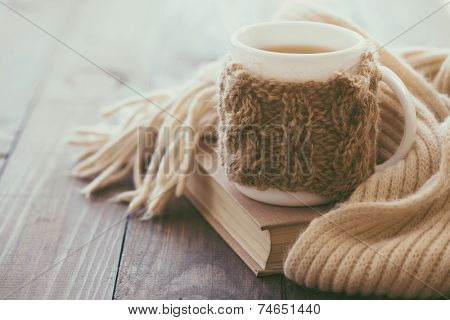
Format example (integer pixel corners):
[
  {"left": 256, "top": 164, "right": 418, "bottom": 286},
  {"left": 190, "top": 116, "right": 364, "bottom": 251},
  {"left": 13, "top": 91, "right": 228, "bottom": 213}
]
[{"left": 185, "top": 151, "right": 332, "bottom": 275}]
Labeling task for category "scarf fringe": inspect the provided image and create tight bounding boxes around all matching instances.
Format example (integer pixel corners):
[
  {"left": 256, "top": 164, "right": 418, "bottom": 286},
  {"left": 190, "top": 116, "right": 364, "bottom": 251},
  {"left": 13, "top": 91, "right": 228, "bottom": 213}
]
[{"left": 69, "top": 63, "right": 219, "bottom": 219}]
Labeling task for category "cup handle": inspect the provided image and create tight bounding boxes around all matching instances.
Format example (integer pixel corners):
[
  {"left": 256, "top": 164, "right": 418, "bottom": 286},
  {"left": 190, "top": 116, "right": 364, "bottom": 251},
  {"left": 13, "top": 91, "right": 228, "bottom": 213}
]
[{"left": 375, "top": 66, "right": 417, "bottom": 172}]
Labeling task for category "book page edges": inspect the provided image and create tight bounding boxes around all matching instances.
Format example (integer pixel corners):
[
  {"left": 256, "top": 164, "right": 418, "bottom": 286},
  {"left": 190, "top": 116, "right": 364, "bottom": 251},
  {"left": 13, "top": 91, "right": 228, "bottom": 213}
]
[{"left": 185, "top": 190, "right": 282, "bottom": 276}]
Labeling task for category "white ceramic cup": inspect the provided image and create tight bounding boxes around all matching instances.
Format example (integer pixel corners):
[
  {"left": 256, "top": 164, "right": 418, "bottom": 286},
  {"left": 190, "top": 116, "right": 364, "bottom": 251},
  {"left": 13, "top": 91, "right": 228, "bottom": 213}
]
[{"left": 229, "top": 21, "right": 417, "bottom": 206}]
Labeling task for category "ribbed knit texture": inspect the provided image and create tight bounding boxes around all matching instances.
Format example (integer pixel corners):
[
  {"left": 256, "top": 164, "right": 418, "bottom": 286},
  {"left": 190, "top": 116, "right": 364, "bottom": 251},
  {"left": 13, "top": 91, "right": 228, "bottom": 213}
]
[
  {"left": 218, "top": 54, "right": 381, "bottom": 199},
  {"left": 277, "top": 2, "right": 450, "bottom": 299}
]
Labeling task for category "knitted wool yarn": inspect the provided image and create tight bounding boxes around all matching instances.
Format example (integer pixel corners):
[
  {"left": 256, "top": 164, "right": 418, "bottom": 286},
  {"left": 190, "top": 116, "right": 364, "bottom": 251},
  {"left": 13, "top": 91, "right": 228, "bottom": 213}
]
[{"left": 218, "top": 53, "right": 381, "bottom": 199}]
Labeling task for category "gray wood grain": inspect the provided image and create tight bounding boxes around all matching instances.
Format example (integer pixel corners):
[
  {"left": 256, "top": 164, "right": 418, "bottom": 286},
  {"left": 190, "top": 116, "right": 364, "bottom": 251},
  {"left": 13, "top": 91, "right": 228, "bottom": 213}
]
[
  {"left": 114, "top": 197, "right": 282, "bottom": 299},
  {"left": 0, "top": 0, "right": 75, "bottom": 172},
  {"left": 0, "top": 0, "right": 162, "bottom": 299}
]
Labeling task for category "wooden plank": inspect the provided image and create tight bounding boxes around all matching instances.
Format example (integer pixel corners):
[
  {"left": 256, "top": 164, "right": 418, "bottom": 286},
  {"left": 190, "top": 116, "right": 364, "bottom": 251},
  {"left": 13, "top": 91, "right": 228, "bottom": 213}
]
[
  {"left": 114, "top": 197, "right": 282, "bottom": 299},
  {"left": 0, "top": 0, "right": 76, "bottom": 173},
  {"left": 0, "top": 0, "right": 165, "bottom": 299}
]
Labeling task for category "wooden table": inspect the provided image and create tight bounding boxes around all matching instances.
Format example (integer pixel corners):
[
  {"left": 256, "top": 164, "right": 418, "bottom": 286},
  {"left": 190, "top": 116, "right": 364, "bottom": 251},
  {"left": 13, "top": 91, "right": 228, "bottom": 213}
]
[{"left": 0, "top": 0, "right": 448, "bottom": 299}]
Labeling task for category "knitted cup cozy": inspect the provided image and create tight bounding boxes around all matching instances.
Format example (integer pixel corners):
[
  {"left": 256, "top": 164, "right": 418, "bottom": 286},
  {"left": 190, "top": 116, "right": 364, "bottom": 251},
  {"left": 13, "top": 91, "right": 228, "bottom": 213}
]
[{"left": 218, "top": 53, "right": 382, "bottom": 199}]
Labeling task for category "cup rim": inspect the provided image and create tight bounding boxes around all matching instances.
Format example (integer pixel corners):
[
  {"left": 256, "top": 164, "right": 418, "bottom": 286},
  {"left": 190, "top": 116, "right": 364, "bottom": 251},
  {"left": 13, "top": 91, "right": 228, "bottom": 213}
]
[{"left": 230, "top": 21, "right": 366, "bottom": 58}]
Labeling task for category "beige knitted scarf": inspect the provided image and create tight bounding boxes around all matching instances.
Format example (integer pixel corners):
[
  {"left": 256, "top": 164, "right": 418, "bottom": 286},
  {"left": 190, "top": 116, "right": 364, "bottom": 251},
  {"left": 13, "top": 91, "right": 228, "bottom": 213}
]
[{"left": 70, "top": 3, "right": 450, "bottom": 298}]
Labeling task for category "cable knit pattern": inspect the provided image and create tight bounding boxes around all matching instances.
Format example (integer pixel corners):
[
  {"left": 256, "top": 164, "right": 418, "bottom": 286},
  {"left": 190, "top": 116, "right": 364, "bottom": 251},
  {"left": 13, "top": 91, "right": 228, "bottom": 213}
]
[
  {"left": 218, "top": 53, "right": 381, "bottom": 199},
  {"left": 277, "top": 2, "right": 450, "bottom": 299}
]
